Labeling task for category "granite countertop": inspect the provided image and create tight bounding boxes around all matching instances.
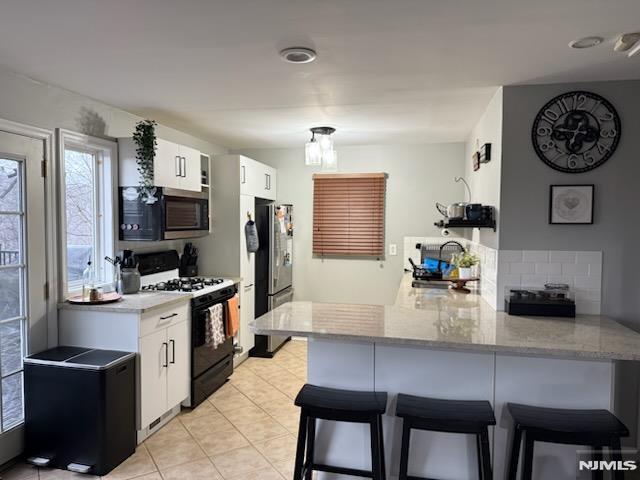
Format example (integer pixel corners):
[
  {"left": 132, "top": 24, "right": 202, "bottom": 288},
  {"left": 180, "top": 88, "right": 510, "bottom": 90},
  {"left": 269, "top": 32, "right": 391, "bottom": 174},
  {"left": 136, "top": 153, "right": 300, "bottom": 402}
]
[
  {"left": 58, "top": 292, "right": 191, "bottom": 314},
  {"left": 58, "top": 276, "right": 241, "bottom": 314},
  {"left": 250, "top": 272, "right": 640, "bottom": 361}
]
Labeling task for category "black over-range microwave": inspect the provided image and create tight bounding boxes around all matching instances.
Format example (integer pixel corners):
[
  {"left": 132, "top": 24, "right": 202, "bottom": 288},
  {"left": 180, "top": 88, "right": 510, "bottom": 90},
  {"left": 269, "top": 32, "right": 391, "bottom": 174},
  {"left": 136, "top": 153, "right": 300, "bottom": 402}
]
[{"left": 119, "top": 187, "right": 209, "bottom": 241}]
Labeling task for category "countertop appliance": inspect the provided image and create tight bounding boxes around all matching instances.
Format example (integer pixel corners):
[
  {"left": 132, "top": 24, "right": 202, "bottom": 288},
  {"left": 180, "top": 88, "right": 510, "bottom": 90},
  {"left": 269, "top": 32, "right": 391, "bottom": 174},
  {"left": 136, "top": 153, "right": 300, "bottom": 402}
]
[
  {"left": 24, "top": 347, "right": 136, "bottom": 476},
  {"left": 505, "top": 286, "right": 576, "bottom": 317},
  {"left": 119, "top": 187, "right": 209, "bottom": 241},
  {"left": 252, "top": 203, "right": 293, "bottom": 357},
  {"left": 135, "top": 250, "right": 236, "bottom": 406}
]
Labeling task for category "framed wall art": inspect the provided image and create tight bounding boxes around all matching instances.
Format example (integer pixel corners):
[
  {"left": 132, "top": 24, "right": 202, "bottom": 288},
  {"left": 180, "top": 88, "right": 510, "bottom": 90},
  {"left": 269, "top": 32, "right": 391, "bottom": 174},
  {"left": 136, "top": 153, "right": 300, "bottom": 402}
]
[{"left": 549, "top": 184, "right": 594, "bottom": 224}]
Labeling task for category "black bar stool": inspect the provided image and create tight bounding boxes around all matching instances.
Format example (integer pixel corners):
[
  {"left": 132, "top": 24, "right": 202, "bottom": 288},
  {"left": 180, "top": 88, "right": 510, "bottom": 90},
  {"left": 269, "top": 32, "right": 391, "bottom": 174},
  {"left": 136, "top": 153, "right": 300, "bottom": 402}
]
[
  {"left": 293, "top": 383, "right": 388, "bottom": 480},
  {"left": 395, "top": 393, "right": 496, "bottom": 480},
  {"left": 506, "top": 402, "right": 630, "bottom": 480}
]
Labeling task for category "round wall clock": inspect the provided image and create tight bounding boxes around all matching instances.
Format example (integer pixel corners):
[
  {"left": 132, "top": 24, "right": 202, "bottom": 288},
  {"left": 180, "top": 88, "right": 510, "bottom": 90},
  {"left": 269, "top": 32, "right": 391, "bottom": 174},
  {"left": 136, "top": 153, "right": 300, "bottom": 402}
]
[{"left": 532, "top": 91, "right": 620, "bottom": 173}]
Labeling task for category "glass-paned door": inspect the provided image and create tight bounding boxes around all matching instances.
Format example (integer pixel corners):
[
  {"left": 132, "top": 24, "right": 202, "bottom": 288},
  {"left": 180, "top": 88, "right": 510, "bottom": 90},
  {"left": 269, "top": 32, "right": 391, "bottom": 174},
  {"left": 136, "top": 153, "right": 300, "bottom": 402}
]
[{"left": 0, "top": 130, "right": 47, "bottom": 464}]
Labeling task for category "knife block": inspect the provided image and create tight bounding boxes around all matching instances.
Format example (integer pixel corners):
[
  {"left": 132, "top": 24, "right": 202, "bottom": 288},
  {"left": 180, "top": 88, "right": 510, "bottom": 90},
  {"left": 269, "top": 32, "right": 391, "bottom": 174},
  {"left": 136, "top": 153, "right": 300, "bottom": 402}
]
[{"left": 179, "top": 265, "right": 198, "bottom": 277}]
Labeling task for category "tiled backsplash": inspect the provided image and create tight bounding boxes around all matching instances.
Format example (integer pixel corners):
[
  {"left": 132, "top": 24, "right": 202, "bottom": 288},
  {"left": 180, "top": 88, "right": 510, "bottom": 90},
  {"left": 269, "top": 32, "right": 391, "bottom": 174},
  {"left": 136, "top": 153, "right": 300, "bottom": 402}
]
[
  {"left": 498, "top": 250, "right": 602, "bottom": 314},
  {"left": 403, "top": 238, "right": 602, "bottom": 314}
]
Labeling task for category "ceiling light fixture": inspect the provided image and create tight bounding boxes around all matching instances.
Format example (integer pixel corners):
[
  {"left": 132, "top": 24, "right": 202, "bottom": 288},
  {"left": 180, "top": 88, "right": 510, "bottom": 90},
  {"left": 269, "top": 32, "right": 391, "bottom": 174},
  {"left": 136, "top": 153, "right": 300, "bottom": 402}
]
[
  {"left": 614, "top": 33, "right": 640, "bottom": 52},
  {"left": 280, "top": 47, "right": 317, "bottom": 64},
  {"left": 628, "top": 41, "right": 640, "bottom": 58},
  {"left": 569, "top": 36, "right": 604, "bottom": 49},
  {"left": 305, "top": 127, "right": 337, "bottom": 170}
]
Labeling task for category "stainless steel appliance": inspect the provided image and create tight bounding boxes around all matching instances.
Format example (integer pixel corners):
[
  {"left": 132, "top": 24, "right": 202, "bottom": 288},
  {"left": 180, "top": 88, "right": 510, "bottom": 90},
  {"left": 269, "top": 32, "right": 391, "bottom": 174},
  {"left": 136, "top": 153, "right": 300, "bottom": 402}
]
[
  {"left": 119, "top": 187, "right": 209, "bottom": 241},
  {"left": 252, "top": 203, "right": 293, "bottom": 357}
]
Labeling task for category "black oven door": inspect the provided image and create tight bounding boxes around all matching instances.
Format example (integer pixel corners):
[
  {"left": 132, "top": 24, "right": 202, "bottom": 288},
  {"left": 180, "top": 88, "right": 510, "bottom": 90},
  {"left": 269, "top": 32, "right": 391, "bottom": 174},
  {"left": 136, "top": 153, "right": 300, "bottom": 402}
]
[{"left": 191, "top": 290, "right": 235, "bottom": 379}]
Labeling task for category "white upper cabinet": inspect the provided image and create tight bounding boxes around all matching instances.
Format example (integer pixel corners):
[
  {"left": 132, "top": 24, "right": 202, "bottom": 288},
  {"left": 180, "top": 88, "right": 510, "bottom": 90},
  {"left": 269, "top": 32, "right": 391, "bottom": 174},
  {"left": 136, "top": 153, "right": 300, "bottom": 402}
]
[
  {"left": 154, "top": 138, "right": 181, "bottom": 188},
  {"left": 118, "top": 137, "right": 202, "bottom": 192},
  {"left": 239, "top": 155, "right": 276, "bottom": 200},
  {"left": 179, "top": 144, "right": 202, "bottom": 192}
]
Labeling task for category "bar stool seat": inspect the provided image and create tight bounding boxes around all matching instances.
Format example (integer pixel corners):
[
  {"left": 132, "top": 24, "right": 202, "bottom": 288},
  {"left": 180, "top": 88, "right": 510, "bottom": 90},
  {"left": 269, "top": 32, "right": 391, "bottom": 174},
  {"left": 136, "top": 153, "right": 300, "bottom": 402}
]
[
  {"left": 293, "top": 384, "right": 388, "bottom": 480},
  {"left": 295, "top": 383, "right": 387, "bottom": 419},
  {"left": 506, "top": 403, "right": 629, "bottom": 480},
  {"left": 395, "top": 394, "right": 496, "bottom": 480}
]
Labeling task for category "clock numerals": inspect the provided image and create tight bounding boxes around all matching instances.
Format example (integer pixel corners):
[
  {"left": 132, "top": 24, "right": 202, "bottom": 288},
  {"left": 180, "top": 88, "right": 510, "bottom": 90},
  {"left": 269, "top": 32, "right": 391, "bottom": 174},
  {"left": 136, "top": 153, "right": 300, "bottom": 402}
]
[
  {"left": 567, "top": 154, "right": 580, "bottom": 169},
  {"left": 596, "top": 142, "right": 610, "bottom": 155},
  {"left": 600, "top": 128, "right": 617, "bottom": 138},
  {"left": 599, "top": 112, "right": 614, "bottom": 122},
  {"left": 583, "top": 150, "right": 596, "bottom": 166},
  {"left": 537, "top": 125, "right": 553, "bottom": 136},
  {"left": 543, "top": 108, "right": 559, "bottom": 124},
  {"left": 589, "top": 100, "right": 602, "bottom": 114},
  {"left": 539, "top": 140, "right": 555, "bottom": 152}
]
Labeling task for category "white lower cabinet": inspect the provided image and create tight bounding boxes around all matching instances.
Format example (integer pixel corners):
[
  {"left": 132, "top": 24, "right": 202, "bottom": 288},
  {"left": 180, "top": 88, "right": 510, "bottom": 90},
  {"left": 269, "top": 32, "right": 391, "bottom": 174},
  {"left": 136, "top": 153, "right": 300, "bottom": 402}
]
[
  {"left": 139, "top": 329, "right": 168, "bottom": 428},
  {"left": 167, "top": 321, "right": 191, "bottom": 408},
  {"left": 139, "top": 319, "right": 190, "bottom": 429},
  {"left": 58, "top": 301, "right": 191, "bottom": 442}
]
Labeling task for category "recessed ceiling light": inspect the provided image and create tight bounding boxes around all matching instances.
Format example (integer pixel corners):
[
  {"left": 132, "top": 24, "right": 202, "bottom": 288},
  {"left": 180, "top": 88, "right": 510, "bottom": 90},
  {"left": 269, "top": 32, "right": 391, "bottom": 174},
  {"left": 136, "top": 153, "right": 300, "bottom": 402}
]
[
  {"left": 569, "top": 36, "right": 604, "bottom": 49},
  {"left": 280, "top": 47, "right": 317, "bottom": 64}
]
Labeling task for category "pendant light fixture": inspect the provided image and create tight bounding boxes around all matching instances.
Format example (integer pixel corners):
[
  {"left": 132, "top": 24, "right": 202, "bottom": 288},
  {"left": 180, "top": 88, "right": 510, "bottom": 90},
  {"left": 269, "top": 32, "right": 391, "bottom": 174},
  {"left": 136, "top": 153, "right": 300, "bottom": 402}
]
[{"left": 305, "top": 126, "right": 337, "bottom": 170}]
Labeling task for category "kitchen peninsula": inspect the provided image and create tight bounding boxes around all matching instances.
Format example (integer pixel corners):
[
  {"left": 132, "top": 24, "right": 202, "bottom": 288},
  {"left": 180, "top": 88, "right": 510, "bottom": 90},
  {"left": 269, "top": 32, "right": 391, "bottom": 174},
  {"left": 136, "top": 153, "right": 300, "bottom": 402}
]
[{"left": 251, "top": 273, "right": 640, "bottom": 479}]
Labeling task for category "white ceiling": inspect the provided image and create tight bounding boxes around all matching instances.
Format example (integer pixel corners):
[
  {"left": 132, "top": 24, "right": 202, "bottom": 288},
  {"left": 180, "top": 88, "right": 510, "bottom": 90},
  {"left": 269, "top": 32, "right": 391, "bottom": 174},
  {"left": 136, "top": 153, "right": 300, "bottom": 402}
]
[{"left": 0, "top": 0, "right": 639, "bottom": 148}]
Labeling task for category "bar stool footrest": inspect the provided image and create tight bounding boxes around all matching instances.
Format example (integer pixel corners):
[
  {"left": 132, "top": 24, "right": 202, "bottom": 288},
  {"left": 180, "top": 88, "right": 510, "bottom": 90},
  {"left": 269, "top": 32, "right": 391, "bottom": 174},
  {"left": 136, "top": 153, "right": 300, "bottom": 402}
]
[{"left": 313, "top": 462, "right": 375, "bottom": 478}]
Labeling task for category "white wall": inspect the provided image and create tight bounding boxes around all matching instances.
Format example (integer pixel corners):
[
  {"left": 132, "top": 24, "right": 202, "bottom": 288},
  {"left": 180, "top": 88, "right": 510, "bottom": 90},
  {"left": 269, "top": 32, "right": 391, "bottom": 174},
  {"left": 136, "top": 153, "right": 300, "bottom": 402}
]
[
  {"left": 464, "top": 87, "right": 502, "bottom": 249},
  {"left": 234, "top": 143, "right": 465, "bottom": 305},
  {"left": 0, "top": 67, "right": 228, "bottom": 257}
]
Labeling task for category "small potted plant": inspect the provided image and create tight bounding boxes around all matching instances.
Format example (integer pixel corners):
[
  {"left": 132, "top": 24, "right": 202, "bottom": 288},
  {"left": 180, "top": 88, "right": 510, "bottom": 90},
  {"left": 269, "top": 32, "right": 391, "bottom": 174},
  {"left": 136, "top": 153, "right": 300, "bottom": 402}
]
[{"left": 452, "top": 251, "right": 479, "bottom": 280}]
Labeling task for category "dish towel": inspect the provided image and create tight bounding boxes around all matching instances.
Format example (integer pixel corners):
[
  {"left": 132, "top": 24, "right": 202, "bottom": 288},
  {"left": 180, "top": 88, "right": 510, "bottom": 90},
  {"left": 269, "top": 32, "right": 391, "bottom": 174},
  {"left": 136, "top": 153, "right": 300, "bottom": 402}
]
[
  {"left": 205, "top": 304, "right": 225, "bottom": 349},
  {"left": 245, "top": 220, "right": 259, "bottom": 252},
  {"left": 226, "top": 294, "right": 240, "bottom": 337}
]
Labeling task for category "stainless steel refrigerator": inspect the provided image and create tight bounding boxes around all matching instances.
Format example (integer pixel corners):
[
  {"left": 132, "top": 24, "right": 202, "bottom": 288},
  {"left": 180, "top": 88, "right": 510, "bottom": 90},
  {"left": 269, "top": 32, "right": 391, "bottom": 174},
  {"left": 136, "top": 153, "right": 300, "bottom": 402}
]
[{"left": 252, "top": 203, "right": 293, "bottom": 357}]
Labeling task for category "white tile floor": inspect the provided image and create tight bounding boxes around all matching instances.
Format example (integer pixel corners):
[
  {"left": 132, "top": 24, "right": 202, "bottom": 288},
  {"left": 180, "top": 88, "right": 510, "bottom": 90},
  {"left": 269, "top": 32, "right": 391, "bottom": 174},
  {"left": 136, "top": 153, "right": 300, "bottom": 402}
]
[{"left": 1, "top": 340, "right": 309, "bottom": 480}]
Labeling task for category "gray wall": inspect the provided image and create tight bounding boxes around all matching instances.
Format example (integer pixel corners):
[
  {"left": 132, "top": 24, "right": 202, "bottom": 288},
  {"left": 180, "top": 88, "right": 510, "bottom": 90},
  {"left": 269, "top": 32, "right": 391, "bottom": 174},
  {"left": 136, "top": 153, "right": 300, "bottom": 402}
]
[
  {"left": 464, "top": 88, "right": 503, "bottom": 249},
  {"left": 501, "top": 80, "right": 640, "bottom": 328},
  {"left": 234, "top": 143, "right": 465, "bottom": 305}
]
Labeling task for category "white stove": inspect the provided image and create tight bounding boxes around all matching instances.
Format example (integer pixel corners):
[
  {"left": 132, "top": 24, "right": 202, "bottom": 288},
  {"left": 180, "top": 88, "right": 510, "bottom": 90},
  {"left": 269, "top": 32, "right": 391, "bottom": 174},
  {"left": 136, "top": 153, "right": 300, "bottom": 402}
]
[{"left": 140, "top": 269, "right": 234, "bottom": 298}]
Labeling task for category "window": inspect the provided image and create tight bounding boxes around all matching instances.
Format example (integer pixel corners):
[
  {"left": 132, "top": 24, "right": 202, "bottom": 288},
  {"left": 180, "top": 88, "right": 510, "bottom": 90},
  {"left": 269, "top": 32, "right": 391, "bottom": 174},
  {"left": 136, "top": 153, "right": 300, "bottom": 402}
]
[
  {"left": 312, "top": 173, "right": 386, "bottom": 256},
  {"left": 0, "top": 157, "right": 25, "bottom": 432},
  {"left": 57, "top": 130, "right": 117, "bottom": 297}
]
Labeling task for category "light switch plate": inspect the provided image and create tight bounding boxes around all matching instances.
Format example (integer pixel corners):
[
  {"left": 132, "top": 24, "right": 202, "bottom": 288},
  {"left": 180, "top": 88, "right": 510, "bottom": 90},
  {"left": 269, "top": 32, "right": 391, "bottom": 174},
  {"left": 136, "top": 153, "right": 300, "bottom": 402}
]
[{"left": 389, "top": 244, "right": 397, "bottom": 256}]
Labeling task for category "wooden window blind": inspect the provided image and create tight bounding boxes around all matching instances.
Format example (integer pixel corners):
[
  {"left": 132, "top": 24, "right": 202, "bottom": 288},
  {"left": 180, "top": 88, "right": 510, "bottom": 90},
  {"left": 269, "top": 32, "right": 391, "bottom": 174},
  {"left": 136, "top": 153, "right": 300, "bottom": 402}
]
[{"left": 313, "top": 173, "right": 386, "bottom": 256}]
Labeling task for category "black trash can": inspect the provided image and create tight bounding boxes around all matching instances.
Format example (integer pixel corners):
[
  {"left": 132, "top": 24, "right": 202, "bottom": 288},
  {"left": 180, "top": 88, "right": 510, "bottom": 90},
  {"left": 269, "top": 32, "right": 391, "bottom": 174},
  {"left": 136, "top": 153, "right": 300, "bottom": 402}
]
[{"left": 24, "top": 346, "right": 136, "bottom": 476}]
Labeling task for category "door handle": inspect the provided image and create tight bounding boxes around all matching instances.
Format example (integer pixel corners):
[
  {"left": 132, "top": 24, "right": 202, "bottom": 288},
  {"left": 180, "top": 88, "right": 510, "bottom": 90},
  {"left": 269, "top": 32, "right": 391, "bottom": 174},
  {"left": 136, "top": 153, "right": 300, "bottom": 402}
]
[
  {"left": 267, "top": 174, "right": 271, "bottom": 190},
  {"left": 159, "top": 313, "right": 178, "bottom": 320},
  {"left": 169, "top": 339, "right": 176, "bottom": 364},
  {"left": 265, "top": 173, "right": 269, "bottom": 190},
  {"left": 241, "top": 165, "right": 246, "bottom": 184},
  {"left": 162, "top": 342, "right": 168, "bottom": 368},
  {"left": 181, "top": 157, "right": 186, "bottom": 177},
  {"left": 244, "top": 283, "right": 253, "bottom": 291},
  {"left": 175, "top": 156, "right": 181, "bottom": 177}
]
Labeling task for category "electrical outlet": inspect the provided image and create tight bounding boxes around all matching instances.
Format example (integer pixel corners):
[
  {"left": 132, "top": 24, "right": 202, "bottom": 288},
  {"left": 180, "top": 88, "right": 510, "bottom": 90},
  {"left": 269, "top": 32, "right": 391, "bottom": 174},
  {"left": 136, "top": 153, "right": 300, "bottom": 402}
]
[{"left": 389, "top": 244, "right": 397, "bottom": 256}]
